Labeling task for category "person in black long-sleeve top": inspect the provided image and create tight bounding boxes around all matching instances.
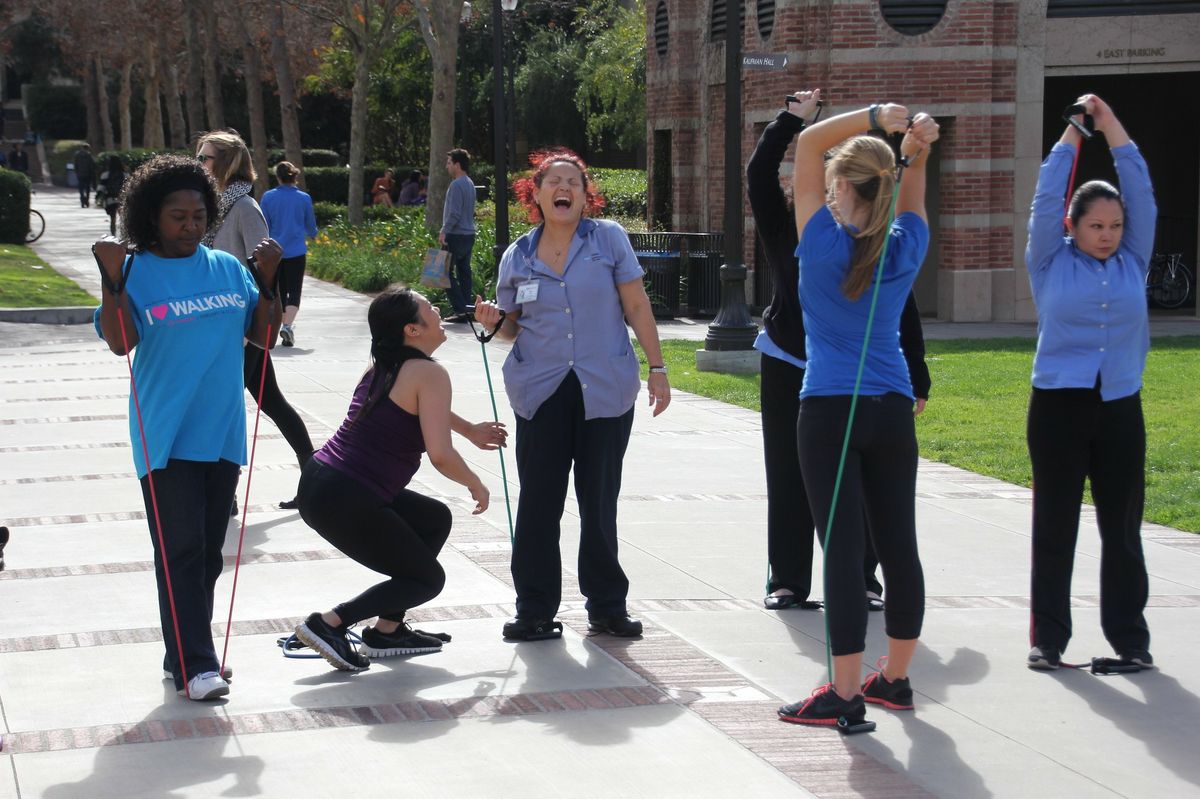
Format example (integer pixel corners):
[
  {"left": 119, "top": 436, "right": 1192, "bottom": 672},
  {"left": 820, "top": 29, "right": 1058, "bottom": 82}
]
[{"left": 749, "top": 90, "right": 931, "bottom": 612}]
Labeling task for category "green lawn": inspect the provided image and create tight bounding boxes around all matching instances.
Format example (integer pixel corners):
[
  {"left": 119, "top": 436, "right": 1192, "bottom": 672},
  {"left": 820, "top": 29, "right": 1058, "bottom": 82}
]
[
  {"left": 636, "top": 337, "right": 1200, "bottom": 533},
  {"left": 0, "top": 245, "right": 97, "bottom": 308}
]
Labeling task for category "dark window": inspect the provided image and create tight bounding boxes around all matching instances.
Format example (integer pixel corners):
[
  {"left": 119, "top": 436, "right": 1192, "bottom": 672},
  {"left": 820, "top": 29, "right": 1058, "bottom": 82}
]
[
  {"left": 1048, "top": 0, "right": 1200, "bottom": 16},
  {"left": 710, "top": 0, "right": 746, "bottom": 42},
  {"left": 757, "top": 0, "right": 776, "bottom": 38},
  {"left": 652, "top": 130, "right": 673, "bottom": 232},
  {"left": 879, "top": 0, "right": 948, "bottom": 35},
  {"left": 654, "top": 0, "right": 669, "bottom": 57}
]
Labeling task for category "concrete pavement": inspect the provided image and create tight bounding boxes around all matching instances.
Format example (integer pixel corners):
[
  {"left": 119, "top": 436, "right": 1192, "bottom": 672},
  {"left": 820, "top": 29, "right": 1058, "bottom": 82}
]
[{"left": 1, "top": 187, "right": 1198, "bottom": 798}]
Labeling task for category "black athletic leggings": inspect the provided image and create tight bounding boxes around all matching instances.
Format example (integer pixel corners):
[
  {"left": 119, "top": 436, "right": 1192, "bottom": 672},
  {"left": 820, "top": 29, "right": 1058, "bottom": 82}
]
[
  {"left": 798, "top": 393, "right": 924, "bottom": 656},
  {"left": 278, "top": 254, "right": 306, "bottom": 309},
  {"left": 297, "top": 458, "right": 452, "bottom": 625},
  {"left": 243, "top": 344, "right": 314, "bottom": 466}
]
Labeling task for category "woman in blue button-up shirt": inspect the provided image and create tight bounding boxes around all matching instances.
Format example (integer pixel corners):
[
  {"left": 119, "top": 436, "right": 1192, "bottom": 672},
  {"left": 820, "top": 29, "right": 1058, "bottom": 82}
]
[
  {"left": 1025, "top": 95, "right": 1156, "bottom": 673},
  {"left": 475, "top": 149, "right": 671, "bottom": 642}
]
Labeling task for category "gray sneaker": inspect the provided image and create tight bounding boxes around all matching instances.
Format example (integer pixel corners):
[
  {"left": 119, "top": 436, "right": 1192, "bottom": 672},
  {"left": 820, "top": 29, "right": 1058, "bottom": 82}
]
[
  {"left": 359, "top": 623, "right": 444, "bottom": 657},
  {"left": 295, "top": 613, "right": 370, "bottom": 672}
]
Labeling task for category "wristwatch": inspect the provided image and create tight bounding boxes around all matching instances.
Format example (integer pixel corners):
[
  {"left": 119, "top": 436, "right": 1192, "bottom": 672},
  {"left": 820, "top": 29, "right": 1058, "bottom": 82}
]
[{"left": 648, "top": 365, "right": 668, "bottom": 375}]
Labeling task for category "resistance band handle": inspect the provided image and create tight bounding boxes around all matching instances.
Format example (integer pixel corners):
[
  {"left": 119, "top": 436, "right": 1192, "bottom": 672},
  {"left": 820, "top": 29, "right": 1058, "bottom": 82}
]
[
  {"left": 464, "top": 304, "right": 508, "bottom": 344},
  {"left": 245, "top": 255, "right": 279, "bottom": 302},
  {"left": 784, "top": 97, "right": 824, "bottom": 123},
  {"left": 1062, "top": 104, "right": 1093, "bottom": 139},
  {"left": 92, "top": 246, "right": 135, "bottom": 296}
]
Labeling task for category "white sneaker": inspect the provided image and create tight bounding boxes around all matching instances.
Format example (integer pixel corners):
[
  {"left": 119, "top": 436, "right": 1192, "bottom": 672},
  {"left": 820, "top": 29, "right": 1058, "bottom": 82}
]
[
  {"left": 178, "top": 671, "right": 230, "bottom": 700},
  {"left": 280, "top": 325, "right": 295, "bottom": 347}
]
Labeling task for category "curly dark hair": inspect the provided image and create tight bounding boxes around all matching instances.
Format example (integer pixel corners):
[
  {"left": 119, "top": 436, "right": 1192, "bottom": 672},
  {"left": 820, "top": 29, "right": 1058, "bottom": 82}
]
[
  {"left": 119, "top": 154, "right": 218, "bottom": 251},
  {"left": 513, "top": 148, "right": 605, "bottom": 224}
]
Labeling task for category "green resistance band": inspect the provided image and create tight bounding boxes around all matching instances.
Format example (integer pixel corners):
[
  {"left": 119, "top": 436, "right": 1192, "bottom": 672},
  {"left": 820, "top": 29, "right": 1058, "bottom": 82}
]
[{"left": 818, "top": 159, "right": 908, "bottom": 681}]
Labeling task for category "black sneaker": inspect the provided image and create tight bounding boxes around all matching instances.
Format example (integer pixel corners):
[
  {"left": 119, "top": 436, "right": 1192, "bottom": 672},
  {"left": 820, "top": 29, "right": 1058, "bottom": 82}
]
[
  {"left": 294, "top": 613, "right": 370, "bottom": 672},
  {"left": 1118, "top": 650, "right": 1155, "bottom": 670},
  {"left": 779, "top": 684, "right": 868, "bottom": 727},
  {"left": 359, "top": 623, "right": 444, "bottom": 657},
  {"left": 587, "top": 614, "right": 643, "bottom": 637},
  {"left": 230, "top": 499, "right": 238, "bottom": 517},
  {"left": 502, "top": 617, "right": 563, "bottom": 641},
  {"left": 861, "top": 658, "right": 914, "bottom": 710},
  {"left": 0, "top": 526, "right": 8, "bottom": 571},
  {"left": 1028, "top": 644, "right": 1061, "bottom": 671}
]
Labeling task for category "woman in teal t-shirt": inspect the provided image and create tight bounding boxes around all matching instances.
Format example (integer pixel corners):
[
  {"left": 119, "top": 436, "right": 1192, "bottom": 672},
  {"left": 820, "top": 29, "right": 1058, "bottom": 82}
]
[{"left": 94, "top": 155, "right": 282, "bottom": 701}]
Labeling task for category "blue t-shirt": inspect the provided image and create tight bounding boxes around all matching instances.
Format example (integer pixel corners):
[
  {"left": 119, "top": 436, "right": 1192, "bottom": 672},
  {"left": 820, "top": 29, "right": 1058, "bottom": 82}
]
[
  {"left": 797, "top": 206, "right": 929, "bottom": 398},
  {"left": 94, "top": 246, "right": 259, "bottom": 477}
]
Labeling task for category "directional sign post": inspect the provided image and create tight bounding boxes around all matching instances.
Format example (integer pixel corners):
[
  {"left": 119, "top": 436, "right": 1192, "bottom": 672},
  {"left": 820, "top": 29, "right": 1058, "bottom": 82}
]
[{"left": 742, "top": 52, "right": 789, "bottom": 71}]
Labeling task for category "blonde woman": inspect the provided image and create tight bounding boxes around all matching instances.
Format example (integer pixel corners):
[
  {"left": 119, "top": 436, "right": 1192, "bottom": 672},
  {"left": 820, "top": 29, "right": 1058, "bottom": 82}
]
[
  {"left": 197, "top": 131, "right": 314, "bottom": 509},
  {"left": 777, "top": 104, "right": 938, "bottom": 727}
]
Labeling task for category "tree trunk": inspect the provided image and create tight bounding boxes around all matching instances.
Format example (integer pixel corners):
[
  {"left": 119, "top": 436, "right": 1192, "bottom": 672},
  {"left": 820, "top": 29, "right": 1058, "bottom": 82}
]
[
  {"left": 269, "top": 0, "right": 304, "bottom": 188},
  {"left": 96, "top": 54, "right": 114, "bottom": 150},
  {"left": 84, "top": 56, "right": 102, "bottom": 152},
  {"left": 201, "top": 1, "right": 225, "bottom": 130},
  {"left": 183, "top": 2, "right": 206, "bottom": 139},
  {"left": 142, "top": 46, "right": 165, "bottom": 149},
  {"left": 118, "top": 61, "right": 133, "bottom": 151},
  {"left": 242, "top": 38, "right": 270, "bottom": 198},
  {"left": 347, "top": 45, "right": 370, "bottom": 225},
  {"left": 161, "top": 49, "right": 187, "bottom": 150},
  {"left": 417, "top": 1, "right": 464, "bottom": 231}
]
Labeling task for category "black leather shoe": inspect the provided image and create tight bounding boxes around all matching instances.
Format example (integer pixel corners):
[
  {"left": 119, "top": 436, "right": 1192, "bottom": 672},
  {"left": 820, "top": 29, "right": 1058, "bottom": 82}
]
[
  {"left": 588, "top": 614, "right": 643, "bottom": 637},
  {"left": 764, "top": 594, "right": 822, "bottom": 610},
  {"left": 0, "top": 526, "right": 8, "bottom": 571},
  {"left": 502, "top": 617, "right": 563, "bottom": 641},
  {"left": 278, "top": 497, "right": 300, "bottom": 510}
]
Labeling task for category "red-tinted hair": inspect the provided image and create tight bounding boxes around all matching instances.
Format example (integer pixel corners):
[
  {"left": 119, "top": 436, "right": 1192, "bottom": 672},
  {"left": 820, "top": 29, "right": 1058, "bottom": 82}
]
[{"left": 513, "top": 148, "right": 605, "bottom": 224}]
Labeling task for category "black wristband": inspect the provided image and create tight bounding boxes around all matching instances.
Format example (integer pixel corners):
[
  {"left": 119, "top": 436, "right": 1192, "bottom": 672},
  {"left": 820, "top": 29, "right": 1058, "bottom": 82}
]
[{"left": 868, "top": 103, "right": 883, "bottom": 134}]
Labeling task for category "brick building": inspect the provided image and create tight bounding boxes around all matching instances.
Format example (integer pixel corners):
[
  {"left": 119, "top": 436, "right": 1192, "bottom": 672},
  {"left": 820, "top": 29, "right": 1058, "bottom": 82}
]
[{"left": 646, "top": 0, "right": 1200, "bottom": 321}]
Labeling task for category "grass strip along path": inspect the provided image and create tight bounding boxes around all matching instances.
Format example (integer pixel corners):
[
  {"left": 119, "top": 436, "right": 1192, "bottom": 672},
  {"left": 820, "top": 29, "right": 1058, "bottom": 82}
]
[
  {"left": 636, "top": 337, "right": 1200, "bottom": 533},
  {"left": 0, "top": 244, "right": 97, "bottom": 308}
]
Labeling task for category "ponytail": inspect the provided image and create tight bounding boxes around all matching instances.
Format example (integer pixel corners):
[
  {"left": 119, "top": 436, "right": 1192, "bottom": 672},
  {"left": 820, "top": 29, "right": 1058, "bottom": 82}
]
[
  {"left": 828, "top": 137, "right": 898, "bottom": 301},
  {"left": 348, "top": 284, "right": 431, "bottom": 426}
]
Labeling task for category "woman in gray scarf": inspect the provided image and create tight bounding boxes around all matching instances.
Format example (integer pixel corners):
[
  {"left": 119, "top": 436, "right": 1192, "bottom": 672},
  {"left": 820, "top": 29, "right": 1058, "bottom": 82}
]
[{"left": 197, "top": 131, "right": 314, "bottom": 509}]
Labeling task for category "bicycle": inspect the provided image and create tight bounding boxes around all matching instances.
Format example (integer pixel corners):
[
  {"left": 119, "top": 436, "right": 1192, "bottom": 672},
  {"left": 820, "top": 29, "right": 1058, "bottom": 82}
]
[
  {"left": 1145, "top": 252, "right": 1193, "bottom": 310},
  {"left": 26, "top": 208, "right": 45, "bottom": 243}
]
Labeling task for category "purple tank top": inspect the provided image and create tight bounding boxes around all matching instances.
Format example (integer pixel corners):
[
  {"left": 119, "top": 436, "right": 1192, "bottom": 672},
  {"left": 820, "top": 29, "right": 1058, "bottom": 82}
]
[{"left": 314, "top": 370, "right": 425, "bottom": 500}]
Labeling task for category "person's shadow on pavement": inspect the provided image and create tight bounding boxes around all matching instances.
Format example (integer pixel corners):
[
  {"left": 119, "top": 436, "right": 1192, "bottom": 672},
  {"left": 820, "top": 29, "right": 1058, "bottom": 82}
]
[
  {"left": 1054, "top": 667, "right": 1200, "bottom": 788},
  {"left": 41, "top": 684, "right": 264, "bottom": 798},
  {"left": 289, "top": 656, "right": 517, "bottom": 745},
  {"left": 505, "top": 632, "right": 681, "bottom": 746}
]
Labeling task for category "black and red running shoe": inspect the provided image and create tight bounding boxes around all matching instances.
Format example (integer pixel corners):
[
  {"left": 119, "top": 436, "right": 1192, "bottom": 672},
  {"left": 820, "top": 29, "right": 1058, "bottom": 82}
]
[
  {"left": 778, "top": 684, "right": 867, "bottom": 727},
  {"left": 861, "top": 657, "right": 915, "bottom": 710}
]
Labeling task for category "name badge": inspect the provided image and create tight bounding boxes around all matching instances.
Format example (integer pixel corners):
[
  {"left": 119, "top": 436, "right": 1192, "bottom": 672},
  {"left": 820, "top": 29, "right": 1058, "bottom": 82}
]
[{"left": 515, "top": 279, "right": 539, "bottom": 304}]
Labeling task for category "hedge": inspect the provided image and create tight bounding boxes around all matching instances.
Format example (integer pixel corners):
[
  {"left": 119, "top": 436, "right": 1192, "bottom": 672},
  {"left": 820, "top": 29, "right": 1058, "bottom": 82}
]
[
  {"left": 24, "top": 84, "right": 85, "bottom": 139},
  {"left": 96, "top": 149, "right": 191, "bottom": 174},
  {"left": 311, "top": 201, "right": 407, "bottom": 227},
  {"left": 267, "top": 149, "right": 341, "bottom": 167},
  {"left": 591, "top": 169, "right": 647, "bottom": 219},
  {"left": 0, "top": 168, "right": 32, "bottom": 244},
  {"left": 46, "top": 140, "right": 86, "bottom": 185}
]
